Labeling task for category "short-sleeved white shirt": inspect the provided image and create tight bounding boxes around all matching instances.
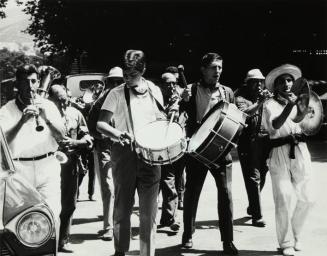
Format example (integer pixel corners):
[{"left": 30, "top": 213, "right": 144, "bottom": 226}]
[
  {"left": 262, "top": 98, "right": 302, "bottom": 138},
  {"left": 101, "top": 79, "right": 164, "bottom": 133},
  {"left": 0, "top": 98, "right": 62, "bottom": 158}
]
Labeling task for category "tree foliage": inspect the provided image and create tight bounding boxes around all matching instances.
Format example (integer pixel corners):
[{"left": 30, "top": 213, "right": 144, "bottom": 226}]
[
  {"left": 19, "top": 0, "right": 327, "bottom": 81},
  {"left": 0, "top": 48, "right": 44, "bottom": 79}
]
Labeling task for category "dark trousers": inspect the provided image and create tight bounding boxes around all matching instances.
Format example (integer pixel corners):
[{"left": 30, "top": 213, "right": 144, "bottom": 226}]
[
  {"left": 111, "top": 144, "right": 161, "bottom": 256},
  {"left": 174, "top": 156, "right": 186, "bottom": 204},
  {"left": 78, "top": 151, "right": 95, "bottom": 197},
  {"left": 160, "top": 164, "right": 178, "bottom": 225},
  {"left": 160, "top": 156, "right": 186, "bottom": 224},
  {"left": 238, "top": 135, "right": 270, "bottom": 219},
  {"left": 59, "top": 155, "right": 79, "bottom": 246},
  {"left": 183, "top": 155, "right": 233, "bottom": 242}
]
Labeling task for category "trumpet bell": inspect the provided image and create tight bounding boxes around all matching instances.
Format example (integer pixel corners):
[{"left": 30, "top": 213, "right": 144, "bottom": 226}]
[
  {"left": 300, "top": 91, "right": 324, "bottom": 136},
  {"left": 82, "top": 89, "right": 96, "bottom": 104},
  {"left": 55, "top": 151, "right": 68, "bottom": 164}
]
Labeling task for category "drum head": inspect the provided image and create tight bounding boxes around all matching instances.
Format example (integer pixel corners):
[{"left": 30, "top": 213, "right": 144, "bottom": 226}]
[
  {"left": 135, "top": 120, "right": 184, "bottom": 149},
  {"left": 188, "top": 104, "right": 223, "bottom": 152}
]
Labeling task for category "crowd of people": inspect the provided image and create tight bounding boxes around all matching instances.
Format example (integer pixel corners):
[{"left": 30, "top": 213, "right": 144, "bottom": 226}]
[{"left": 0, "top": 49, "right": 316, "bottom": 256}]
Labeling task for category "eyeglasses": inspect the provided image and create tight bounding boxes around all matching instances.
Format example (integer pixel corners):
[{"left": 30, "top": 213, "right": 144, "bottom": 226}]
[
  {"left": 165, "top": 81, "right": 177, "bottom": 86},
  {"left": 27, "top": 78, "right": 38, "bottom": 84}
]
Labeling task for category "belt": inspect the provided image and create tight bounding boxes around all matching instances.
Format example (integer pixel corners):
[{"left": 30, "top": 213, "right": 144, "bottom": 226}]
[
  {"left": 270, "top": 134, "right": 306, "bottom": 159},
  {"left": 13, "top": 152, "right": 55, "bottom": 161}
]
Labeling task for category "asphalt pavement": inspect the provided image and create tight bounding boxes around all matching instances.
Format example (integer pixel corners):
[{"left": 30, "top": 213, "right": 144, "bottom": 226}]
[{"left": 59, "top": 139, "right": 327, "bottom": 256}]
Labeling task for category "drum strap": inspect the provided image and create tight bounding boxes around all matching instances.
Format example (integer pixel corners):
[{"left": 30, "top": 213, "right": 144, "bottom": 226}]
[
  {"left": 123, "top": 85, "right": 135, "bottom": 135},
  {"left": 123, "top": 82, "right": 166, "bottom": 135}
]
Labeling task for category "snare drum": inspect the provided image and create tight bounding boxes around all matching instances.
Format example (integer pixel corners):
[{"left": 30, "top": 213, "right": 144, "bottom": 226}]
[
  {"left": 187, "top": 101, "right": 247, "bottom": 169},
  {"left": 135, "top": 120, "right": 187, "bottom": 165}
]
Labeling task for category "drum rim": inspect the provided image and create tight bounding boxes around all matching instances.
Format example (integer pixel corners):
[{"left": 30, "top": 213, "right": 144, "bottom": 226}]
[{"left": 188, "top": 101, "right": 228, "bottom": 152}]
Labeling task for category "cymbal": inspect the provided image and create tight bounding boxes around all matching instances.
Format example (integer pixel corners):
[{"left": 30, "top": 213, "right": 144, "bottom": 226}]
[
  {"left": 291, "top": 77, "right": 310, "bottom": 97},
  {"left": 300, "top": 91, "right": 324, "bottom": 136},
  {"left": 292, "top": 78, "right": 310, "bottom": 123}
]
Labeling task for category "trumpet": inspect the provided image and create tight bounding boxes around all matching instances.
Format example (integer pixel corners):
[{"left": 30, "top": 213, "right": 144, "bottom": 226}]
[
  {"left": 29, "top": 91, "right": 44, "bottom": 132},
  {"left": 258, "top": 87, "right": 274, "bottom": 101}
]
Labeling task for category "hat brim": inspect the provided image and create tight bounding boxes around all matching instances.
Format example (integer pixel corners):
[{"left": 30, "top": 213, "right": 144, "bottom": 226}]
[
  {"left": 265, "top": 64, "right": 302, "bottom": 92},
  {"left": 244, "top": 75, "right": 265, "bottom": 82}
]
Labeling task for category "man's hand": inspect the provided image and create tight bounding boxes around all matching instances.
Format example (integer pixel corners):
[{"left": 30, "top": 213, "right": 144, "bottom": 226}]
[
  {"left": 118, "top": 131, "right": 134, "bottom": 146},
  {"left": 60, "top": 137, "right": 80, "bottom": 149},
  {"left": 181, "top": 86, "right": 192, "bottom": 102},
  {"left": 285, "top": 92, "right": 298, "bottom": 105},
  {"left": 21, "top": 105, "right": 39, "bottom": 123}
]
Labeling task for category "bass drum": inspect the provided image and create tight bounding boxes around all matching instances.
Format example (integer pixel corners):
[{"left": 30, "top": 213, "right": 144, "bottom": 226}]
[
  {"left": 135, "top": 120, "right": 187, "bottom": 165},
  {"left": 188, "top": 101, "right": 247, "bottom": 169}
]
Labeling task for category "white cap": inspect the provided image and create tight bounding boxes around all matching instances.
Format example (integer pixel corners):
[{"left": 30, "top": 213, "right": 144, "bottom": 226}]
[
  {"left": 107, "top": 66, "right": 123, "bottom": 78},
  {"left": 244, "top": 68, "right": 265, "bottom": 82}
]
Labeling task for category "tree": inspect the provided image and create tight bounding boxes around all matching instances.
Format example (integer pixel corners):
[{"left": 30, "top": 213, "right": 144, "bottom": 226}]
[{"left": 0, "top": 48, "right": 45, "bottom": 79}]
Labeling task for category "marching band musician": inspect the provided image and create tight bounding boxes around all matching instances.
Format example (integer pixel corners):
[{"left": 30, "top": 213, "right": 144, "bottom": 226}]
[
  {"left": 158, "top": 72, "right": 183, "bottom": 232},
  {"left": 180, "top": 53, "right": 238, "bottom": 255},
  {"left": 262, "top": 64, "right": 315, "bottom": 256},
  {"left": 97, "top": 50, "right": 172, "bottom": 256},
  {"left": 48, "top": 84, "right": 93, "bottom": 253},
  {"left": 234, "top": 69, "right": 270, "bottom": 227},
  {"left": 0, "top": 64, "right": 65, "bottom": 241},
  {"left": 87, "top": 66, "right": 124, "bottom": 241}
]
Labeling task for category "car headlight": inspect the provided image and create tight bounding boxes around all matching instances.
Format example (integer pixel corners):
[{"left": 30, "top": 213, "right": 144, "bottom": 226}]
[{"left": 16, "top": 211, "right": 52, "bottom": 247}]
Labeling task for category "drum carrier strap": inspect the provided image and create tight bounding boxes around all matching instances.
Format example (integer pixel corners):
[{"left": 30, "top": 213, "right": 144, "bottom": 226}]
[{"left": 123, "top": 83, "right": 167, "bottom": 148}]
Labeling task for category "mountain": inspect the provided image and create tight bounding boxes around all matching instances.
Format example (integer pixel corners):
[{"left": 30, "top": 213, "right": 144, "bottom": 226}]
[{"left": 0, "top": 4, "right": 36, "bottom": 54}]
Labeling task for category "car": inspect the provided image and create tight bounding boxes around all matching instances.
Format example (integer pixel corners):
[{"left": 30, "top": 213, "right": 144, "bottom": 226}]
[
  {"left": 0, "top": 127, "right": 57, "bottom": 256},
  {"left": 65, "top": 73, "right": 106, "bottom": 100}
]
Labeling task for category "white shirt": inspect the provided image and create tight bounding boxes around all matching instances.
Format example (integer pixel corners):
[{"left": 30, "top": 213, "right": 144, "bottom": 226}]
[
  {"left": 101, "top": 79, "right": 164, "bottom": 133},
  {"left": 0, "top": 98, "right": 62, "bottom": 158},
  {"left": 262, "top": 98, "right": 302, "bottom": 138}
]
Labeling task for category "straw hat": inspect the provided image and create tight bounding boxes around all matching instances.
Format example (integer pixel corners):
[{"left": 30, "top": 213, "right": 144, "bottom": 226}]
[
  {"left": 244, "top": 69, "right": 265, "bottom": 82},
  {"left": 265, "top": 64, "right": 302, "bottom": 92},
  {"left": 107, "top": 66, "right": 123, "bottom": 78}
]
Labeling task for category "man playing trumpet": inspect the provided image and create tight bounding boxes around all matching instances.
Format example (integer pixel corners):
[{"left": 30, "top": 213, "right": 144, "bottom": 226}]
[
  {"left": 262, "top": 64, "right": 315, "bottom": 256},
  {"left": 234, "top": 69, "right": 270, "bottom": 227},
  {"left": 0, "top": 64, "right": 65, "bottom": 237}
]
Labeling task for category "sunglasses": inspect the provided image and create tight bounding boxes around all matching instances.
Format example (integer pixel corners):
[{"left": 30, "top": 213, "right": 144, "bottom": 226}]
[{"left": 165, "top": 81, "right": 177, "bottom": 85}]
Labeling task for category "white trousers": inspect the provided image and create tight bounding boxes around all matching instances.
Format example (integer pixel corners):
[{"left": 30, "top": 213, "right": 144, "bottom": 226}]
[
  {"left": 14, "top": 155, "right": 61, "bottom": 221},
  {"left": 268, "top": 142, "right": 315, "bottom": 249}
]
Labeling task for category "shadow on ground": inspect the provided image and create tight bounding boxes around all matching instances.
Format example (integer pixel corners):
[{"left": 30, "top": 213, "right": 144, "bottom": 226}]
[
  {"left": 233, "top": 216, "right": 252, "bottom": 226},
  {"left": 72, "top": 217, "right": 101, "bottom": 225},
  {"left": 70, "top": 233, "right": 100, "bottom": 244},
  {"left": 128, "top": 245, "right": 280, "bottom": 256}
]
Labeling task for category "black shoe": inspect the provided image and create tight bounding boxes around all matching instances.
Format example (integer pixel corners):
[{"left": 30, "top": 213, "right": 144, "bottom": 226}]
[
  {"left": 252, "top": 218, "right": 266, "bottom": 227},
  {"left": 181, "top": 236, "right": 193, "bottom": 248},
  {"left": 223, "top": 242, "right": 238, "bottom": 255},
  {"left": 178, "top": 200, "right": 184, "bottom": 210},
  {"left": 170, "top": 222, "right": 180, "bottom": 232},
  {"left": 114, "top": 251, "right": 125, "bottom": 256},
  {"left": 58, "top": 244, "right": 73, "bottom": 253}
]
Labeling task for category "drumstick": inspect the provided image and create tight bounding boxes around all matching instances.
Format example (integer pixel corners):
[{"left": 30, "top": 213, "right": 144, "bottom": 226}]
[{"left": 164, "top": 111, "right": 175, "bottom": 140}]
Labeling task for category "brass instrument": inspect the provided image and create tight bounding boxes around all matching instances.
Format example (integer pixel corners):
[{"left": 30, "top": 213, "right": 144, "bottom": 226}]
[
  {"left": 81, "top": 82, "right": 104, "bottom": 104},
  {"left": 37, "top": 66, "right": 61, "bottom": 97},
  {"left": 32, "top": 66, "right": 61, "bottom": 132},
  {"left": 54, "top": 151, "right": 68, "bottom": 164}
]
